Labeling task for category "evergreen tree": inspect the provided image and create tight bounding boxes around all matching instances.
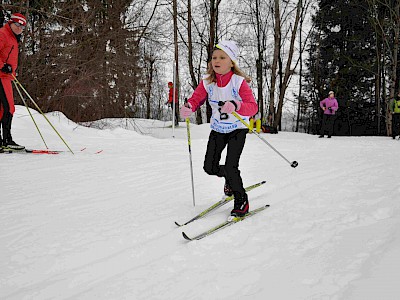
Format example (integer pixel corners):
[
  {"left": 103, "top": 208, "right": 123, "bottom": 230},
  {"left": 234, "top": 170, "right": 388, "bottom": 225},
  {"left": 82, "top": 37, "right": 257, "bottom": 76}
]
[
  {"left": 15, "top": 1, "right": 145, "bottom": 122},
  {"left": 306, "top": 0, "right": 379, "bottom": 135}
]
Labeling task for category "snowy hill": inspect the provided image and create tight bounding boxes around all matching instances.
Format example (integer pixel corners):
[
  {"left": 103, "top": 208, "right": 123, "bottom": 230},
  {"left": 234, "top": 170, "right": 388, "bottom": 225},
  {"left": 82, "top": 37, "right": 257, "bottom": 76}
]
[{"left": 1, "top": 106, "right": 399, "bottom": 299}]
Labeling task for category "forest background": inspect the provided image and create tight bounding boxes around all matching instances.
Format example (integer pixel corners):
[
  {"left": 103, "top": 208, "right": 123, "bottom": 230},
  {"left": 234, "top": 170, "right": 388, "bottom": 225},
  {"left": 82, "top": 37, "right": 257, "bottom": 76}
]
[{"left": 1, "top": 0, "right": 399, "bottom": 136}]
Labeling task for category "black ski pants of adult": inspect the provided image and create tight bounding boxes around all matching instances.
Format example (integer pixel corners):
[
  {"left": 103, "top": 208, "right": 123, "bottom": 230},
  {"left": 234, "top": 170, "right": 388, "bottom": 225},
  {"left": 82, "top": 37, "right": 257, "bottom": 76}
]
[
  {"left": 203, "top": 129, "right": 247, "bottom": 199},
  {"left": 0, "top": 81, "right": 12, "bottom": 142},
  {"left": 392, "top": 113, "right": 400, "bottom": 138},
  {"left": 169, "top": 103, "right": 179, "bottom": 126},
  {"left": 320, "top": 114, "right": 336, "bottom": 137}
]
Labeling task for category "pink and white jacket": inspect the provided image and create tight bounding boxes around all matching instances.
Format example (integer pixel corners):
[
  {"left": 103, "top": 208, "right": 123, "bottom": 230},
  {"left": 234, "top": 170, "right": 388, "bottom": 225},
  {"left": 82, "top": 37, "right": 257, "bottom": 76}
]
[{"left": 187, "top": 71, "right": 258, "bottom": 133}]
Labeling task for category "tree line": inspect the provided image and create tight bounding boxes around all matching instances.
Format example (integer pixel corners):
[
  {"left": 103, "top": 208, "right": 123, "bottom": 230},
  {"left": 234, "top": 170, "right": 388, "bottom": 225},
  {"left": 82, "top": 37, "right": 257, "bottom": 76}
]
[
  {"left": 1, "top": 1, "right": 399, "bottom": 136},
  {"left": 303, "top": 0, "right": 399, "bottom": 136}
]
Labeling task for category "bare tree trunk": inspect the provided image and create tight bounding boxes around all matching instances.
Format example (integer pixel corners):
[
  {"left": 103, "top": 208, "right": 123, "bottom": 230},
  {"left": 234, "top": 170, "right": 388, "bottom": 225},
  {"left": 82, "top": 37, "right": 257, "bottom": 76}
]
[
  {"left": 367, "top": 0, "right": 392, "bottom": 135},
  {"left": 255, "top": 0, "right": 263, "bottom": 120},
  {"left": 145, "top": 58, "right": 155, "bottom": 119},
  {"left": 296, "top": 0, "right": 303, "bottom": 132},
  {"left": 382, "top": 40, "right": 388, "bottom": 135},
  {"left": 187, "top": 0, "right": 202, "bottom": 124},
  {"left": 275, "top": 0, "right": 302, "bottom": 129},
  {"left": 206, "top": 0, "right": 221, "bottom": 122},
  {"left": 187, "top": 0, "right": 197, "bottom": 89},
  {"left": 375, "top": 29, "right": 383, "bottom": 134},
  {"left": 269, "top": 0, "right": 281, "bottom": 126},
  {"left": 208, "top": 0, "right": 219, "bottom": 61},
  {"left": 173, "top": 0, "right": 180, "bottom": 119},
  {"left": 389, "top": 1, "right": 400, "bottom": 134},
  {"left": 389, "top": 1, "right": 399, "bottom": 99}
]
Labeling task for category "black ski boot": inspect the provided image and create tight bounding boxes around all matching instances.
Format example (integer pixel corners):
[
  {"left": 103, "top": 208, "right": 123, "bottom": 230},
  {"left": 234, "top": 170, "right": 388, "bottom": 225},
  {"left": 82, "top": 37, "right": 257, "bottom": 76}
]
[
  {"left": 2, "top": 112, "right": 25, "bottom": 150},
  {"left": 5, "top": 139, "right": 25, "bottom": 150},
  {"left": 231, "top": 193, "right": 249, "bottom": 217}
]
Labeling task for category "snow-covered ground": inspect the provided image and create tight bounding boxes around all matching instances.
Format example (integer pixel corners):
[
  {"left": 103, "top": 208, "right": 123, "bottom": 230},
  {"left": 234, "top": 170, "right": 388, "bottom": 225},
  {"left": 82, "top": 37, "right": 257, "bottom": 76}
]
[{"left": 1, "top": 106, "right": 399, "bottom": 300}]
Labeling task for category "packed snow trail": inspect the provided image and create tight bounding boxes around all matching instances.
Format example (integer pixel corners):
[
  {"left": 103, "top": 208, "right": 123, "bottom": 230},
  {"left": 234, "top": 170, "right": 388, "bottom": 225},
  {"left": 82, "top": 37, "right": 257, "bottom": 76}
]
[{"left": 1, "top": 106, "right": 399, "bottom": 299}]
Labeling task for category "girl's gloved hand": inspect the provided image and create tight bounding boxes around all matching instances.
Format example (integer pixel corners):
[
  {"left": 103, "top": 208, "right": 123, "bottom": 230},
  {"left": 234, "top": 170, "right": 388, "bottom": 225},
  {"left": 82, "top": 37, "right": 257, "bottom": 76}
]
[
  {"left": 180, "top": 102, "right": 193, "bottom": 118},
  {"left": 220, "top": 101, "right": 241, "bottom": 114}
]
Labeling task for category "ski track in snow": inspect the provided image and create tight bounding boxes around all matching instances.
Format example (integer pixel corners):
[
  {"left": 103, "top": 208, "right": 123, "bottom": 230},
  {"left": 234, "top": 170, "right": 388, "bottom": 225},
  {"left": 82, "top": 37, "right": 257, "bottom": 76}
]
[{"left": 1, "top": 106, "right": 400, "bottom": 299}]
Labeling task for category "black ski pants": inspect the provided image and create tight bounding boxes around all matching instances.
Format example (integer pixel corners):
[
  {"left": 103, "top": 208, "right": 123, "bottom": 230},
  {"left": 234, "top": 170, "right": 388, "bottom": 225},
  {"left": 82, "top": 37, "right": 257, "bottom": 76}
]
[
  {"left": 203, "top": 129, "right": 247, "bottom": 199},
  {"left": 320, "top": 114, "right": 336, "bottom": 137},
  {"left": 392, "top": 113, "right": 400, "bottom": 138},
  {"left": 169, "top": 103, "right": 179, "bottom": 126},
  {"left": 0, "top": 81, "right": 12, "bottom": 143}
]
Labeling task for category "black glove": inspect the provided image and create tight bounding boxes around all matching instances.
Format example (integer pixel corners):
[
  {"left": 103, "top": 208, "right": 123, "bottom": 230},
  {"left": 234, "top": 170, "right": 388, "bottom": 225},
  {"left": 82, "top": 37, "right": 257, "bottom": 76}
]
[
  {"left": 328, "top": 107, "right": 333, "bottom": 112},
  {"left": 1, "top": 63, "right": 12, "bottom": 74}
]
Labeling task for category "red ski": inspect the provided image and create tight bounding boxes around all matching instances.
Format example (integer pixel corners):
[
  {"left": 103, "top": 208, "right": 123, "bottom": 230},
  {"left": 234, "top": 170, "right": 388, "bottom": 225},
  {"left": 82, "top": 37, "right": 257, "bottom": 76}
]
[{"left": 25, "top": 149, "right": 60, "bottom": 154}]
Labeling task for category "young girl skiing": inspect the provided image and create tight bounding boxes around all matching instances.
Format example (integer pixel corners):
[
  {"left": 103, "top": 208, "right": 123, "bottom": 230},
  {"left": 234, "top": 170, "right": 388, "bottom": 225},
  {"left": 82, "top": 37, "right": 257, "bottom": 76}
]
[{"left": 180, "top": 40, "right": 258, "bottom": 217}]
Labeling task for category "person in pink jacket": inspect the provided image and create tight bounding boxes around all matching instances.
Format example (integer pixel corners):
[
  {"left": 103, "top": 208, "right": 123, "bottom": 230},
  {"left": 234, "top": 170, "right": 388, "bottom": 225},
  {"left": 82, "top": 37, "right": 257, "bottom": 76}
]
[
  {"left": 319, "top": 91, "right": 339, "bottom": 138},
  {"left": 180, "top": 40, "right": 258, "bottom": 217}
]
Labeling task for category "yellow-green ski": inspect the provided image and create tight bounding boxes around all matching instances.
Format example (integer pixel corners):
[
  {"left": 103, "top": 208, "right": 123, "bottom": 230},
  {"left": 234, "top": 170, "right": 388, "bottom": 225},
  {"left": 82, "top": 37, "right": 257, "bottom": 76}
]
[
  {"left": 175, "top": 181, "right": 266, "bottom": 227},
  {"left": 182, "top": 204, "right": 270, "bottom": 241}
]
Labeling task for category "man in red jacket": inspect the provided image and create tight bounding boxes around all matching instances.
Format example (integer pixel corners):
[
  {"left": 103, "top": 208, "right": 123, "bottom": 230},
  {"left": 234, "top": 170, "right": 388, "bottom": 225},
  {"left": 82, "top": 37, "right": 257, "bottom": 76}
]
[
  {"left": 167, "top": 81, "right": 179, "bottom": 126},
  {"left": 0, "top": 13, "right": 26, "bottom": 151}
]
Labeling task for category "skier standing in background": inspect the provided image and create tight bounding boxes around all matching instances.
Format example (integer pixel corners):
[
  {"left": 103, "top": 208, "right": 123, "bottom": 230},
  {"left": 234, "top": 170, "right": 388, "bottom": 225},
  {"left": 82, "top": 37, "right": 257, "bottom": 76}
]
[
  {"left": 319, "top": 91, "right": 339, "bottom": 138},
  {"left": 389, "top": 91, "right": 400, "bottom": 139}
]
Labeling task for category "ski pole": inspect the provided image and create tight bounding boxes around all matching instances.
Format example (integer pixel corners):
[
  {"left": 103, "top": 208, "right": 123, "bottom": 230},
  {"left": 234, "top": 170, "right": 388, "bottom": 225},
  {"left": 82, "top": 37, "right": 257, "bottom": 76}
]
[
  {"left": 186, "top": 117, "right": 196, "bottom": 206},
  {"left": 226, "top": 106, "right": 298, "bottom": 168},
  {"left": 13, "top": 81, "right": 49, "bottom": 149},
  {"left": 12, "top": 75, "right": 74, "bottom": 154}
]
